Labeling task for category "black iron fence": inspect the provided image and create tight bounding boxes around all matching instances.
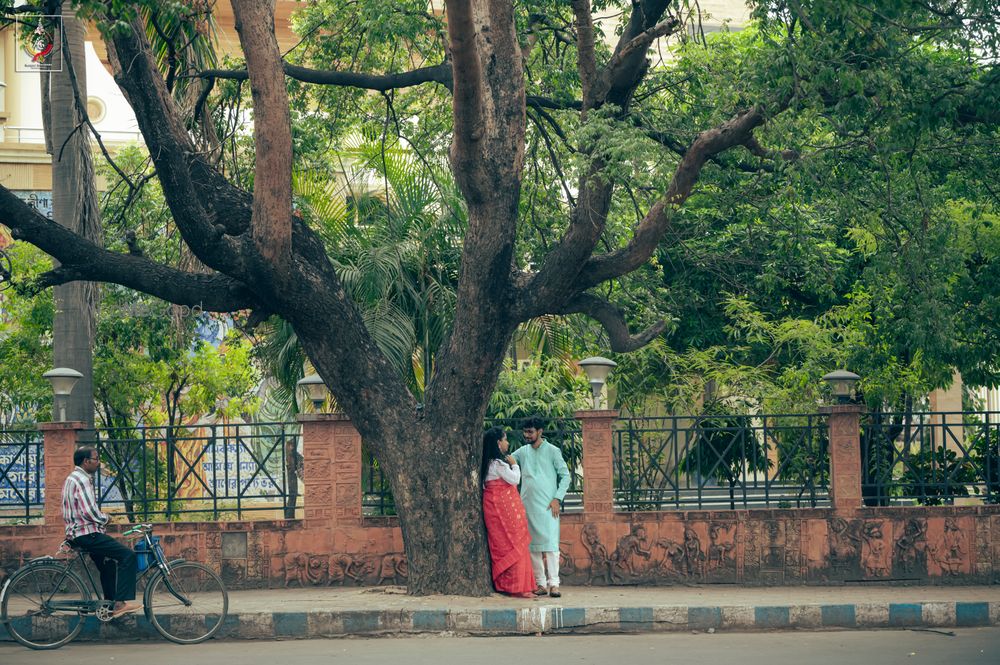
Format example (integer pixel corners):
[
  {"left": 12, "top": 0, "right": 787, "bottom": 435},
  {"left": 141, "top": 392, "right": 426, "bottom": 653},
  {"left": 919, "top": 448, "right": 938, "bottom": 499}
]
[
  {"left": 0, "top": 428, "right": 43, "bottom": 524},
  {"left": 861, "top": 411, "right": 1000, "bottom": 506},
  {"left": 362, "top": 417, "right": 584, "bottom": 517},
  {"left": 362, "top": 442, "right": 394, "bottom": 516},
  {"left": 79, "top": 421, "right": 301, "bottom": 521},
  {"left": 614, "top": 414, "right": 830, "bottom": 510}
]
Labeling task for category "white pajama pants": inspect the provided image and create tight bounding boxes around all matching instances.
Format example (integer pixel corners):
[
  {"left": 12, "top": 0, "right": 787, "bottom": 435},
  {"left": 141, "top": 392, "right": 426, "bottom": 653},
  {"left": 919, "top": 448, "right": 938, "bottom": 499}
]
[{"left": 530, "top": 551, "right": 560, "bottom": 588}]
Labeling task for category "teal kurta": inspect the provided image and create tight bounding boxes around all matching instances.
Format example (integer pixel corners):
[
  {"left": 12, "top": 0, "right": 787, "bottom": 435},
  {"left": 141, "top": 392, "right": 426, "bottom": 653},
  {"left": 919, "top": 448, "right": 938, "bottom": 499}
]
[{"left": 512, "top": 439, "right": 570, "bottom": 552}]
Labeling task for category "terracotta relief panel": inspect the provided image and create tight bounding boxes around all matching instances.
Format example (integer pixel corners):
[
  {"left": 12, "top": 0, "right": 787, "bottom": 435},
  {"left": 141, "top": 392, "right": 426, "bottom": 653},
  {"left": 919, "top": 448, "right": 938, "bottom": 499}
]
[
  {"left": 892, "top": 518, "right": 928, "bottom": 577},
  {"left": 926, "top": 516, "right": 973, "bottom": 579}
]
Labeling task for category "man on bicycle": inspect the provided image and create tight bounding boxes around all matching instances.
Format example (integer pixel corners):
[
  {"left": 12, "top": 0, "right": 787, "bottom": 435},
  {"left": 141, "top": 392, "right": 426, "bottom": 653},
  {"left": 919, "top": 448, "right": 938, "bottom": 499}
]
[{"left": 62, "top": 447, "right": 140, "bottom": 617}]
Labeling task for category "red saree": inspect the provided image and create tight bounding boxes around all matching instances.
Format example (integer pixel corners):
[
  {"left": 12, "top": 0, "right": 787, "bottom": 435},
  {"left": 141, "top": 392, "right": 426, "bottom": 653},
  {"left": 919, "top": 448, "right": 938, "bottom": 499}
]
[{"left": 482, "top": 479, "right": 535, "bottom": 595}]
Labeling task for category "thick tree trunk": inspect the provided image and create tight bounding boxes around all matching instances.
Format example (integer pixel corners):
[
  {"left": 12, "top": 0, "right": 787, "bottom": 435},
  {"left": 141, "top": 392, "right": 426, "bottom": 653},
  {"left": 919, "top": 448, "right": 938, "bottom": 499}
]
[{"left": 390, "top": 426, "right": 493, "bottom": 595}]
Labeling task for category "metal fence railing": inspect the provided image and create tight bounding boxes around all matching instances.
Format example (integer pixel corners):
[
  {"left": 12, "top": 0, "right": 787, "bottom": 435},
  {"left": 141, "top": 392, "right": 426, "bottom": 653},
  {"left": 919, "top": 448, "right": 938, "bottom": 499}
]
[
  {"left": 362, "top": 417, "right": 584, "bottom": 517},
  {"left": 78, "top": 421, "right": 301, "bottom": 521},
  {"left": 362, "top": 442, "right": 394, "bottom": 517},
  {"left": 861, "top": 411, "right": 1000, "bottom": 506},
  {"left": 0, "top": 428, "right": 44, "bottom": 524},
  {"left": 613, "top": 414, "right": 830, "bottom": 511}
]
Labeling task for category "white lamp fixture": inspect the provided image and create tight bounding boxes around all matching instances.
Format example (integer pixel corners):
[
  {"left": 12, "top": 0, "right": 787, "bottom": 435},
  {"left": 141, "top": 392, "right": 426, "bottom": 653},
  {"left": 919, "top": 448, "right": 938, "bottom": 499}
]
[
  {"left": 296, "top": 374, "right": 328, "bottom": 412},
  {"left": 43, "top": 367, "right": 83, "bottom": 421},
  {"left": 579, "top": 356, "right": 617, "bottom": 409},
  {"left": 822, "top": 370, "right": 861, "bottom": 404}
]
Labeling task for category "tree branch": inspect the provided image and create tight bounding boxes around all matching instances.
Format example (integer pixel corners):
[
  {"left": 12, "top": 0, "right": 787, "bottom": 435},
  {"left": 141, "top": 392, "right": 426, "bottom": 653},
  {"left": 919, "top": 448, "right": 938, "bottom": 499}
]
[
  {"left": 104, "top": 13, "right": 250, "bottom": 275},
  {"left": 556, "top": 293, "right": 667, "bottom": 352},
  {"left": 513, "top": 1, "right": 680, "bottom": 319},
  {"left": 445, "top": 0, "right": 486, "bottom": 169},
  {"left": 195, "top": 61, "right": 454, "bottom": 91},
  {"left": 232, "top": 0, "right": 292, "bottom": 268},
  {"left": 0, "top": 186, "right": 255, "bottom": 310},
  {"left": 196, "top": 60, "right": 581, "bottom": 113},
  {"left": 577, "top": 107, "right": 767, "bottom": 288},
  {"left": 600, "top": 0, "right": 676, "bottom": 110},
  {"left": 594, "top": 17, "right": 681, "bottom": 106},
  {"left": 571, "top": 0, "right": 597, "bottom": 113}
]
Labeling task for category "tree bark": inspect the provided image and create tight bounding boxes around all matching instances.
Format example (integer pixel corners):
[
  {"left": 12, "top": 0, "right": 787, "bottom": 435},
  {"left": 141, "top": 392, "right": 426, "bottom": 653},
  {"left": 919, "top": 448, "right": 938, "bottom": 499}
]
[
  {"left": 385, "top": 425, "right": 492, "bottom": 595},
  {"left": 48, "top": 5, "right": 101, "bottom": 429}
]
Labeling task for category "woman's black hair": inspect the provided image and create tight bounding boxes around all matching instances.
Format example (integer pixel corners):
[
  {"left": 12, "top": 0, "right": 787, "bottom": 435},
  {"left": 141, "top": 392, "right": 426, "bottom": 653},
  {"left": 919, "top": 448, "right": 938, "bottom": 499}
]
[{"left": 480, "top": 426, "right": 507, "bottom": 484}]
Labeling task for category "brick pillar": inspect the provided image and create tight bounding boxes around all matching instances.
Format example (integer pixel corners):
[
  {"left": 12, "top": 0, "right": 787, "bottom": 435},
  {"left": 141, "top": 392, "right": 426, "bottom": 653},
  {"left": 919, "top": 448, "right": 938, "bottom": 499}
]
[
  {"left": 39, "top": 421, "right": 84, "bottom": 526},
  {"left": 298, "top": 414, "right": 362, "bottom": 531},
  {"left": 821, "top": 404, "right": 865, "bottom": 512},
  {"left": 576, "top": 409, "right": 618, "bottom": 515}
]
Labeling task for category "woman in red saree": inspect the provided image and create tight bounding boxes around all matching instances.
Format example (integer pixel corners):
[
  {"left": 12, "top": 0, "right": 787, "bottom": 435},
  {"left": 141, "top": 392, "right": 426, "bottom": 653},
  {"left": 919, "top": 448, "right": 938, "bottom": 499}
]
[{"left": 481, "top": 427, "right": 536, "bottom": 598}]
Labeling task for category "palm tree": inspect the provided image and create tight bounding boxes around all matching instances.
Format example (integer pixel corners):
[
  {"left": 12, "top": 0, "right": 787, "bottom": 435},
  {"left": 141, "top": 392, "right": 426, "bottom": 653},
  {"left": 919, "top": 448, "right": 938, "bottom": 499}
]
[
  {"left": 47, "top": 4, "right": 101, "bottom": 428},
  {"left": 260, "top": 139, "right": 464, "bottom": 400}
]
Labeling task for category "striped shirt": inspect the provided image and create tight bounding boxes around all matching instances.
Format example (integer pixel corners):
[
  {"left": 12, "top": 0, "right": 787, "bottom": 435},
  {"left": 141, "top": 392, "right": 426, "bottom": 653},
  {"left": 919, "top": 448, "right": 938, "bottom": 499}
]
[{"left": 62, "top": 467, "right": 109, "bottom": 539}]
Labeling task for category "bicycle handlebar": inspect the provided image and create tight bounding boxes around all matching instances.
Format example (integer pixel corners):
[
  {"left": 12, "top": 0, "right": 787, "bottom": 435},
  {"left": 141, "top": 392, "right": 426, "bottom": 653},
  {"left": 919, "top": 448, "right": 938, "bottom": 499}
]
[{"left": 122, "top": 523, "right": 154, "bottom": 537}]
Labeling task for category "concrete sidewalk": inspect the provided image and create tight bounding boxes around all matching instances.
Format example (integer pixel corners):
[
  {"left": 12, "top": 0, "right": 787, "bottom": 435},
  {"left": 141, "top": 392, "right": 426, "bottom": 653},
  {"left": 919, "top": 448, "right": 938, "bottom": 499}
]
[{"left": 3, "top": 584, "right": 998, "bottom": 643}]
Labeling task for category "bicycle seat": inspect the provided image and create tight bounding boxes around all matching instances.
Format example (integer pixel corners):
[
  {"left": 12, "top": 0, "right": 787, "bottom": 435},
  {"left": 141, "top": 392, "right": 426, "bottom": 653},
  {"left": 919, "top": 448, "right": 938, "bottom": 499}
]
[{"left": 56, "top": 541, "right": 83, "bottom": 557}]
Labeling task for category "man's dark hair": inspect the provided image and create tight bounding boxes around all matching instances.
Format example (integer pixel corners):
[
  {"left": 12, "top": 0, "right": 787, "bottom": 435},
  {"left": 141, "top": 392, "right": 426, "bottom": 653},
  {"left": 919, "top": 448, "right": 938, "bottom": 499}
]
[
  {"left": 521, "top": 415, "right": 546, "bottom": 431},
  {"left": 73, "top": 447, "right": 97, "bottom": 467}
]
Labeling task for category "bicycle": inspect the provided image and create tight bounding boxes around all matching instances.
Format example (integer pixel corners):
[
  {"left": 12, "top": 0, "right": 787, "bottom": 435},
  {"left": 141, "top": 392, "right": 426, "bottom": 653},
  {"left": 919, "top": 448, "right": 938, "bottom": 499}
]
[{"left": 0, "top": 524, "right": 229, "bottom": 649}]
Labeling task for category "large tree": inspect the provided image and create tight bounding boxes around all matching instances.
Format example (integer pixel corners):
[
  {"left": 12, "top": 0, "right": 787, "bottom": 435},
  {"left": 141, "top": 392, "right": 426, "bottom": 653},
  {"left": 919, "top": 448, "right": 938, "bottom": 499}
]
[{"left": 0, "top": 0, "right": 997, "bottom": 594}]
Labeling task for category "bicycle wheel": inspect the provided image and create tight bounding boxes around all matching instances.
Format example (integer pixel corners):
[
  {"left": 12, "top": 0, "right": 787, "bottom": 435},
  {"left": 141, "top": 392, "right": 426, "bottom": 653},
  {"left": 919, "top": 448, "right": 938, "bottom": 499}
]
[
  {"left": 1, "top": 562, "right": 91, "bottom": 650},
  {"left": 144, "top": 561, "right": 228, "bottom": 644}
]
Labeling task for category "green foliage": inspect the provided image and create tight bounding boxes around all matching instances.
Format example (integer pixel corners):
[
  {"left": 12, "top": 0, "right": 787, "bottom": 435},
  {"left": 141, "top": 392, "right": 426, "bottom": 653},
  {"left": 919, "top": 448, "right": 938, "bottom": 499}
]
[
  {"left": 677, "top": 414, "right": 771, "bottom": 487},
  {"left": 898, "top": 447, "right": 978, "bottom": 506},
  {"left": 487, "top": 357, "right": 591, "bottom": 421},
  {"left": 0, "top": 244, "right": 53, "bottom": 425},
  {"left": 969, "top": 426, "right": 1000, "bottom": 504}
]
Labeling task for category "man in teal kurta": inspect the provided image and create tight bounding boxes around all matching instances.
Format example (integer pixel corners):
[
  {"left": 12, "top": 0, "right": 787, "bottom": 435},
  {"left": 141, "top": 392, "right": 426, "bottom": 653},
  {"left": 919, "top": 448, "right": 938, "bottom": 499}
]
[{"left": 512, "top": 415, "right": 570, "bottom": 597}]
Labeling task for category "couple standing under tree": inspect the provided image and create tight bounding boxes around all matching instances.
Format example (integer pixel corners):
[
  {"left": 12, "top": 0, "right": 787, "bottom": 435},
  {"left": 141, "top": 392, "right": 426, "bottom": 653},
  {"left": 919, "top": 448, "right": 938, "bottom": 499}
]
[{"left": 481, "top": 416, "right": 571, "bottom": 598}]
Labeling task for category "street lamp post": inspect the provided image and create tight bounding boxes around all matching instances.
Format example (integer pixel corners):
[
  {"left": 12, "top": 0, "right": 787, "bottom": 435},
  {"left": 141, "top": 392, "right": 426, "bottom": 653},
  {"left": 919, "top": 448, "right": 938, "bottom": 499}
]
[
  {"left": 822, "top": 370, "right": 861, "bottom": 404},
  {"left": 579, "top": 356, "right": 617, "bottom": 409},
  {"left": 42, "top": 368, "right": 83, "bottom": 422},
  {"left": 296, "top": 374, "right": 328, "bottom": 412}
]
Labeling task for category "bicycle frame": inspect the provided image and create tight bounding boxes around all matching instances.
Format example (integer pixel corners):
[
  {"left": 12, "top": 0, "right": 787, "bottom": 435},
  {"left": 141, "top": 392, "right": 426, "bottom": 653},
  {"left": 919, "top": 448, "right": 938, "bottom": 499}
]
[
  {"left": 17, "top": 551, "right": 110, "bottom": 615},
  {"left": 133, "top": 530, "right": 193, "bottom": 607},
  {"left": 12, "top": 529, "right": 193, "bottom": 616}
]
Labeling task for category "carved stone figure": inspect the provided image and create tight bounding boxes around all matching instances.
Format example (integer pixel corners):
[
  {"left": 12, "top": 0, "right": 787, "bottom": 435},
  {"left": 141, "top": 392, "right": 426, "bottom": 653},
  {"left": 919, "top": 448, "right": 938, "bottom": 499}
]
[
  {"left": 611, "top": 524, "right": 652, "bottom": 580},
  {"left": 282, "top": 553, "right": 309, "bottom": 587},
  {"left": 894, "top": 518, "right": 927, "bottom": 575},
  {"left": 828, "top": 518, "right": 861, "bottom": 572},
  {"left": 931, "top": 517, "right": 966, "bottom": 576},
  {"left": 763, "top": 521, "right": 783, "bottom": 569},
  {"left": 581, "top": 524, "right": 612, "bottom": 585},
  {"left": 707, "top": 523, "right": 735, "bottom": 572},
  {"left": 861, "top": 521, "right": 889, "bottom": 577},
  {"left": 328, "top": 554, "right": 368, "bottom": 585},
  {"left": 307, "top": 554, "right": 330, "bottom": 585},
  {"left": 282, "top": 552, "right": 335, "bottom": 586},
  {"left": 681, "top": 528, "right": 705, "bottom": 578},
  {"left": 655, "top": 538, "right": 685, "bottom": 577},
  {"left": 559, "top": 542, "right": 576, "bottom": 577},
  {"left": 377, "top": 553, "right": 407, "bottom": 585}
]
